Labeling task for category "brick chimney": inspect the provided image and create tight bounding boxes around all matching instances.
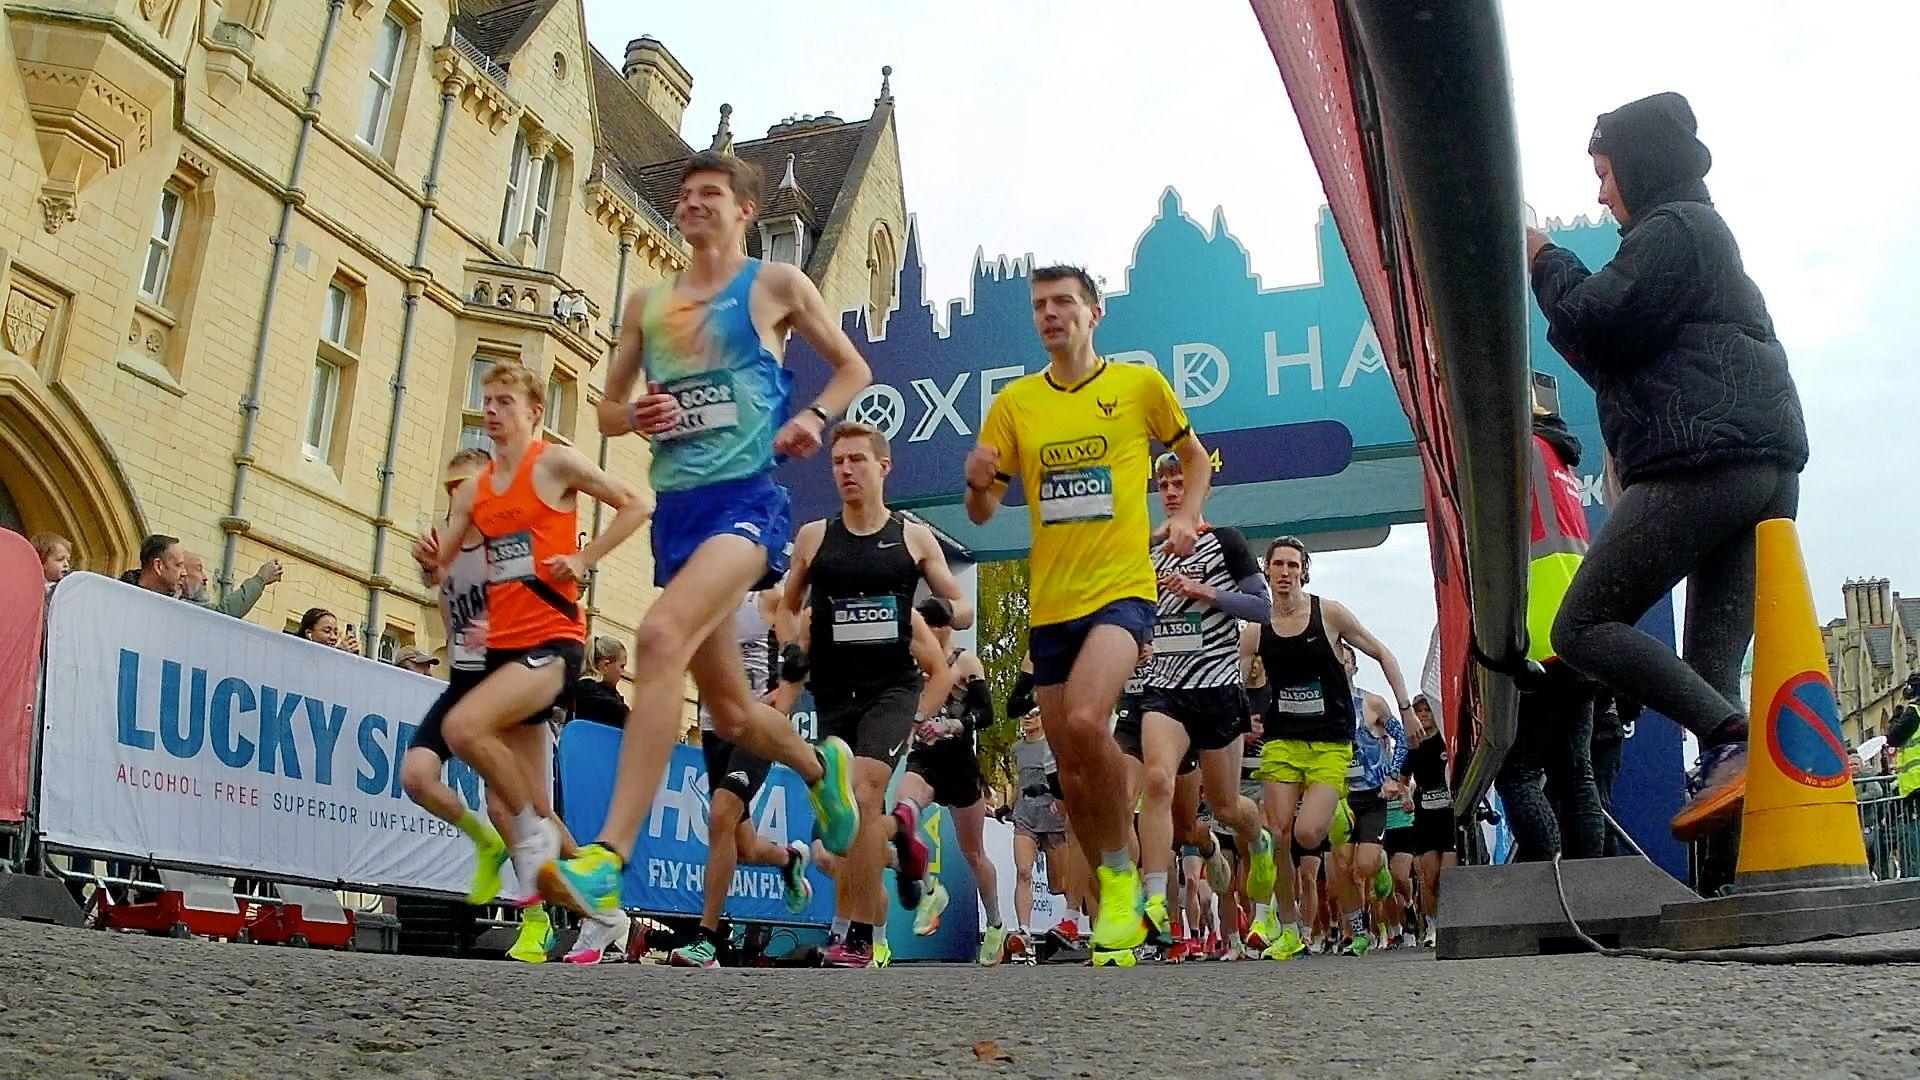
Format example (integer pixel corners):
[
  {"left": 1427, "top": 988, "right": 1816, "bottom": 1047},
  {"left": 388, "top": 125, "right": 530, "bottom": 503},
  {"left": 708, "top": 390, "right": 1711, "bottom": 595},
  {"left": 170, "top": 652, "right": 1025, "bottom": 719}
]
[{"left": 622, "top": 36, "right": 692, "bottom": 135}]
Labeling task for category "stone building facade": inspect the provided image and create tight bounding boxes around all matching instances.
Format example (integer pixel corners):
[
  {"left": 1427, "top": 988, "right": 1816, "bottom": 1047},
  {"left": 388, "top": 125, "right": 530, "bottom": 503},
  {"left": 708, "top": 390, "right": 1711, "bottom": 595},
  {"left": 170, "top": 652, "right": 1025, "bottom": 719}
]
[
  {"left": 1, "top": 0, "right": 908, "bottom": 671},
  {"left": 1822, "top": 578, "right": 1920, "bottom": 747}
]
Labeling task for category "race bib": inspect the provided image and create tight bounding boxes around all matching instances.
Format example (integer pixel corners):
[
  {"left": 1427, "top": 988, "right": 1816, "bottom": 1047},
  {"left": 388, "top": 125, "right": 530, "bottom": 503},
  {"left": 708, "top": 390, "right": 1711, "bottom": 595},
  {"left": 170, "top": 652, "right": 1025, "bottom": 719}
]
[
  {"left": 1038, "top": 466, "right": 1114, "bottom": 525},
  {"left": 831, "top": 595, "right": 899, "bottom": 644},
  {"left": 1419, "top": 788, "right": 1452, "bottom": 810},
  {"left": 1271, "top": 679, "right": 1325, "bottom": 716},
  {"left": 1124, "top": 672, "right": 1147, "bottom": 696},
  {"left": 657, "top": 369, "right": 739, "bottom": 442},
  {"left": 1347, "top": 760, "right": 1369, "bottom": 784},
  {"left": 1155, "top": 613, "right": 1204, "bottom": 654},
  {"left": 486, "top": 531, "right": 536, "bottom": 583}
]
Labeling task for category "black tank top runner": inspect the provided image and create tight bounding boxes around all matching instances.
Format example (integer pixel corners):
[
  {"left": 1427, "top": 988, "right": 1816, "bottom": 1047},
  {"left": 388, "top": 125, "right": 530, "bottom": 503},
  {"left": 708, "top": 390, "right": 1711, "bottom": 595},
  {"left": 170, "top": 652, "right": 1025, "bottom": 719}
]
[
  {"left": 1257, "top": 595, "right": 1354, "bottom": 744},
  {"left": 808, "top": 513, "right": 921, "bottom": 696}
]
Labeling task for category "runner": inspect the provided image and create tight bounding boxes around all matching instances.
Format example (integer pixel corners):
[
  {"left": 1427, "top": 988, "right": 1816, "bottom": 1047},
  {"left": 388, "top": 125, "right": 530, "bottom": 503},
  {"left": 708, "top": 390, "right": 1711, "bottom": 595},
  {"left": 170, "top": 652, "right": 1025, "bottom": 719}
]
[
  {"left": 1242, "top": 536, "right": 1414, "bottom": 960},
  {"left": 1383, "top": 771, "right": 1421, "bottom": 949},
  {"left": 965, "top": 265, "right": 1212, "bottom": 966},
  {"left": 540, "top": 151, "right": 870, "bottom": 916},
  {"left": 1009, "top": 706, "right": 1068, "bottom": 958},
  {"left": 1134, "top": 452, "right": 1275, "bottom": 955},
  {"left": 1329, "top": 643, "right": 1407, "bottom": 957},
  {"left": 784, "top": 420, "right": 971, "bottom": 968},
  {"left": 1403, "top": 692, "right": 1457, "bottom": 947},
  {"left": 901, "top": 597, "right": 1008, "bottom": 965},
  {"left": 414, "top": 364, "right": 650, "bottom": 930},
  {"left": 667, "top": 586, "right": 816, "bottom": 968}
]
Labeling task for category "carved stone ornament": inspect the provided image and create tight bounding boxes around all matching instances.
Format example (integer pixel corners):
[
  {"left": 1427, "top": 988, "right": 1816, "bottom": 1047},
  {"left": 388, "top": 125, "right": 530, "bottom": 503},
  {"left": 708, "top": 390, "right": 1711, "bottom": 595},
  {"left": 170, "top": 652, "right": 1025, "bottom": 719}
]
[{"left": 4, "top": 290, "right": 53, "bottom": 358}]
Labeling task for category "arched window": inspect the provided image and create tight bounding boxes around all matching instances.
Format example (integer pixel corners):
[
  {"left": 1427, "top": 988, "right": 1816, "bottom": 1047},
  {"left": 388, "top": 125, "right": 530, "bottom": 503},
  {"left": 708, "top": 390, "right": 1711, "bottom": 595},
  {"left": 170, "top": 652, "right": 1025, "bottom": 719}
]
[{"left": 867, "top": 223, "right": 897, "bottom": 333}]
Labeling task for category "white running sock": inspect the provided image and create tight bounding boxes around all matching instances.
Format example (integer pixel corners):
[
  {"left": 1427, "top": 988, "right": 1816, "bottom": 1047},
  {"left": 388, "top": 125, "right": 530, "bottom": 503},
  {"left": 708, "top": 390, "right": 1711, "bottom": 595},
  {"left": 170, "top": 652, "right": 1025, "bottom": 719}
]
[{"left": 1144, "top": 872, "right": 1169, "bottom": 902}]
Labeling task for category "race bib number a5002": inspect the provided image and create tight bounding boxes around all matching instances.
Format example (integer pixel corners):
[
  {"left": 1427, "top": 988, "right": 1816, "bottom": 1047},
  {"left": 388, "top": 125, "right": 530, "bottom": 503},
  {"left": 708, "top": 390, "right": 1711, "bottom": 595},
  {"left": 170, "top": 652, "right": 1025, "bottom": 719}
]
[
  {"left": 657, "top": 369, "right": 739, "bottom": 442},
  {"left": 1039, "top": 466, "right": 1114, "bottom": 525}
]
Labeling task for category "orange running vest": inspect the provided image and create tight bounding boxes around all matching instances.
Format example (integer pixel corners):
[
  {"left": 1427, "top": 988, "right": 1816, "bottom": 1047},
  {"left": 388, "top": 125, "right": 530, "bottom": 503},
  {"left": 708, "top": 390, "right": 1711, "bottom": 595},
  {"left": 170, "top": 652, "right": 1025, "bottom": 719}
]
[{"left": 470, "top": 440, "right": 584, "bottom": 650}]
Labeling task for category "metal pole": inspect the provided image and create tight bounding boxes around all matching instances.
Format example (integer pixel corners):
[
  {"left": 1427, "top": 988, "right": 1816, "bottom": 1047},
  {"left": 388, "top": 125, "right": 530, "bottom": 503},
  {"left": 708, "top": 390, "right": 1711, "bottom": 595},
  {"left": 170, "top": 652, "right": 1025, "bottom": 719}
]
[
  {"left": 582, "top": 233, "right": 635, "bottom": 642},
  {"left": 218, "top": 0, "right": 347, "bottom": 593}
]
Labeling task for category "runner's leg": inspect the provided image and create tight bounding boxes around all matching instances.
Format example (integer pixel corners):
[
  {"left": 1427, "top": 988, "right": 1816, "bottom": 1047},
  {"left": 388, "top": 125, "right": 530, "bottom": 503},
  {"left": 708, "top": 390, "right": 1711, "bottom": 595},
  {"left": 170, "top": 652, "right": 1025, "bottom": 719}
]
[
  {"left": 443, "top": 663, "right": 566, "bottom": 813},
  {"left": 1013, "top": 831, "right": 1040, "bottom": 933},
  {"left": 1137, "top": 711, "right": 1190, "bottom": 921},
  {"left": 1037, "top": 624, "right": 1143, "bottom": 872}
]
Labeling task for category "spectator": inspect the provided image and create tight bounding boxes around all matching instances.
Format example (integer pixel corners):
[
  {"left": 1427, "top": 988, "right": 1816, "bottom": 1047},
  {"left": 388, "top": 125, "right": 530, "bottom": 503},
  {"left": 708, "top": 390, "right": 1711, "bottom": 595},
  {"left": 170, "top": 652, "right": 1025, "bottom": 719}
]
[
  {"left": 295, "top": 607, "right": 341, "bottom": 648},
  {"left": 31, "top": 532, "right": 71, "bottom": 587},
  {"left": 180, "top": 551, "right": 281, "bottom": 618},
  {"left": 130, "top": 534, "right": 186, "bottom": 596},
  {"left": 392, "top": 646, "right": 439, "bottom": 676},
  {"left": 571, "top": 635, "right": 628, "bottom": 728},
  {"left": 1526, "top": 91, "right": 1809, "bottom": 842}
]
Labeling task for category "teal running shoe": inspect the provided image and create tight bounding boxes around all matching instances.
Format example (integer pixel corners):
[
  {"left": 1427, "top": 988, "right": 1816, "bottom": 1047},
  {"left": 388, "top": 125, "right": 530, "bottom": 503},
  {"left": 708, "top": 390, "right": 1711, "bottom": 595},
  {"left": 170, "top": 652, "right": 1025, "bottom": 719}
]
[{"left": 808, "top": 737, "right": 861, "bottom": 856}]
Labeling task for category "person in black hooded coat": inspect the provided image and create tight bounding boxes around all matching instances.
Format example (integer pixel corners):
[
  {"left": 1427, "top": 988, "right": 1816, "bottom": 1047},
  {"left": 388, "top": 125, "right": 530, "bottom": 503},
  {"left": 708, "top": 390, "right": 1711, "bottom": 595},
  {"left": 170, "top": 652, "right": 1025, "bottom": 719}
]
[{"left": 1524, "top": 91, "right": 1809, "bottom": 843}]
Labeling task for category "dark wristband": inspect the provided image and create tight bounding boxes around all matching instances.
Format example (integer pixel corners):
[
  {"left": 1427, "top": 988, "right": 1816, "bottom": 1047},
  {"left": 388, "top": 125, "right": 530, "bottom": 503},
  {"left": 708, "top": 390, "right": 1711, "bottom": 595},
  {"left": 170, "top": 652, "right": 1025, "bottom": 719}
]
[{"left": 806, "top": 404, "right": 831, "bottom": 426}]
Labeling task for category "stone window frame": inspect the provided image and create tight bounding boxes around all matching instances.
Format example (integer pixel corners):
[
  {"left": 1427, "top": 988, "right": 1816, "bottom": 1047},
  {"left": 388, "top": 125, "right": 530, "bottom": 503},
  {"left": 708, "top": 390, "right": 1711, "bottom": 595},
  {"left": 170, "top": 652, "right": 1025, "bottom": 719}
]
[
  {"left": 354, "top": 4, "right": 420, "bottom": 161},
  {"left": 543, "top": 364, "right": 575, "bottom": 445},
  {"left": 304, "top": 269, "right": 367, "bottom": 473},
  {"left": 138, "top": 186, "right": 184, "bottom": 305},
  {"left": 497, "top": 127, "right": 565, "bottom": 268},
  {"left": 460, "top": 344, "right": 522, "bottom": 453},
  {"left": 126, "top": 154, "right": 217, "bottom": 386},
  {"left": 759, "top": 215, "right": 805, "bottom": 267},
  {"left": 867, "top": 220, "right": 898, "bottom": 328}
]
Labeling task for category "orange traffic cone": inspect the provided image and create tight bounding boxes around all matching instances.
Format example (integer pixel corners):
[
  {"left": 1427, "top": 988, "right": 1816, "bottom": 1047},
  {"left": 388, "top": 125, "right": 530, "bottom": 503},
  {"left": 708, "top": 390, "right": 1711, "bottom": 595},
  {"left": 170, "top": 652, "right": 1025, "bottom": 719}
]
[{"left": 1733, "top": 518, "right": 1869, "bottom": 892}]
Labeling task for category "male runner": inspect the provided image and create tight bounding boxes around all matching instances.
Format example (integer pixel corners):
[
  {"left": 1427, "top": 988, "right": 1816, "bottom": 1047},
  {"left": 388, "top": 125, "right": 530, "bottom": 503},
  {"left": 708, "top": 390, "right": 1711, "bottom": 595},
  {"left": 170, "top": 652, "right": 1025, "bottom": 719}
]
[
  {"left": 1383, "top": 773, "right": 1421, "bottom": 949},
  {"left": 1403, "top": 692, "right": 1456, "bottom": 947},
  {"left": 1135, "top": 452, "right": 1275, "bottom": 950},
  {"left": 901, "top": 596, "right": 1007, "bottom": 965},
  {"left": 415, "top": 364, "right": 649, "bottom": 917},
  {"left": 965, "top": 264, "right": 1212, "bottom": 966},
  {"left": 1242, "top": 536, "right": 1413, "bottom": 960},
  {"left": 542, "top": 151, "right": 869, "bottom": 914},
  {"left": 785, "top": 421, "right": 970, "bottom": 968},
  {"left": 667, "top": 586, "right": 816, "bottom": 968},
  {"left": 1329, "top": 643, "right": 1406, "bottom": 956}
]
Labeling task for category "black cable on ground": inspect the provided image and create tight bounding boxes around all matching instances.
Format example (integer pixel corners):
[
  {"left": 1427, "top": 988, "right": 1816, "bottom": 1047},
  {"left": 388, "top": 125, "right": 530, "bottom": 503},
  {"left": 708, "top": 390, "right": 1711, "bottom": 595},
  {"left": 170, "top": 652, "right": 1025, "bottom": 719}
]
[{"left": 1549, "top": 854, "right": 1920, "bottom": 965}]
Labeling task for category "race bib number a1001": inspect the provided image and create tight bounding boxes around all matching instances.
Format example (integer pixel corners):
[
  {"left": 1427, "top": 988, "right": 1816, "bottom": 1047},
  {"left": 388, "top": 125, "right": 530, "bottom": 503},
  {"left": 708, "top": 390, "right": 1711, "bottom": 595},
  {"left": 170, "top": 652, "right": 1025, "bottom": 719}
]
[
  {"left": 1039, "top": 466, "right": 1114, "bottom": 525},
  {"left": 831, "top": 595, "right": 900, "bottom": 644},
  {"left": 657, "top": 369, "right": 739, "bottom": 442}
]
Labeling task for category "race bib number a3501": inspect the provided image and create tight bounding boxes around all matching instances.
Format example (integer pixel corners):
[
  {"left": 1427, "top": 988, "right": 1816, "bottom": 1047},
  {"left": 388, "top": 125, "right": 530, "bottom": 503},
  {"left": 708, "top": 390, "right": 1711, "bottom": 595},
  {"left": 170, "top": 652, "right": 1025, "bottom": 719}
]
[
  {"left": 486, "top": 531, "right": 536, "bottom": 583},
  {"left": 1154, "top": 613, "right": 1204, "bottom": 654},
  {"left": 1039, "top": 466, "right": 1114, "bottom": 525},
  {"left": 831, "top": 595, "right": 899, "bottom": 644},
  {"left": 657, "top": 369, "right": 739, "bottom": 442}
]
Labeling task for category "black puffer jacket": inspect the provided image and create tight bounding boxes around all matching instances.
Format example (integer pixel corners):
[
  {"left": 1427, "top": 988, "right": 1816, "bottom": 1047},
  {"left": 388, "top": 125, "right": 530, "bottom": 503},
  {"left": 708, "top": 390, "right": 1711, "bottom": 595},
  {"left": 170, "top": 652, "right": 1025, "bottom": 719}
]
[{"left": 1531, "top": 92, "right": 1808, "bottom": 488}]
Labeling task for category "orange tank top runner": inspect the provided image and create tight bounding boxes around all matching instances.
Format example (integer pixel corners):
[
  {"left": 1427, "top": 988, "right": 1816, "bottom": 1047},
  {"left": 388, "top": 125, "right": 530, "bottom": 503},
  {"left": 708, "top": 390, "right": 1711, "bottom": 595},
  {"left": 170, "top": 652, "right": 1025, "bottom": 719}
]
[{"left": 470, "top": 440, "right": 585, "bottom": 650}]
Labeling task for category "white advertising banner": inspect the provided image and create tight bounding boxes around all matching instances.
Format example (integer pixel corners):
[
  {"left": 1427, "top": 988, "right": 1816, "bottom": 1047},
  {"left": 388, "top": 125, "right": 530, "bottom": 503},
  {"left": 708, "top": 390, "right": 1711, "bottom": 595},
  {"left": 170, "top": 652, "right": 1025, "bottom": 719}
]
[
  {"left": 39, "top": 573, "right": 501, "bottom": 896},
  {"left": 978, "top": 817, "right": 1064, "bottom": 934}
]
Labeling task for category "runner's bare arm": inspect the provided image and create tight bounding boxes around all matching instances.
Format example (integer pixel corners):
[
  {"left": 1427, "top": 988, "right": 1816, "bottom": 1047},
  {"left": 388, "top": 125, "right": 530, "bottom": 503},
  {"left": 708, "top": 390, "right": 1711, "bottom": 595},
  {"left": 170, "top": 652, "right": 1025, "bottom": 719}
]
[
  {"left": 419, "top": 478, "right": 478, "bottom": 575},
  {"left": 766, "top": 262, "right": 871, "bottom": 457},
  {"left": 598, "top": 288, "right": 649, "bottom": 435},
  {"left": 1326, "top": 600, "right": 1413, "bottom": 718},
  {"left": 542, "top": 445, "right": 651, "bottom": 585},
  {"left": 909, "top": 611, "right": 954, "bottom": 721},
  {"left": 966, "top": 395, "right": 1017, "bottom": 525},
  {"left": 1238, "top": 622, "right": 1262, "bottom": 684},
  {"left": 779, "top": 520, "right": 826, "bottom": 638},
  {"left": 905, "top": 519, "right": 974, "bottom": 631}
]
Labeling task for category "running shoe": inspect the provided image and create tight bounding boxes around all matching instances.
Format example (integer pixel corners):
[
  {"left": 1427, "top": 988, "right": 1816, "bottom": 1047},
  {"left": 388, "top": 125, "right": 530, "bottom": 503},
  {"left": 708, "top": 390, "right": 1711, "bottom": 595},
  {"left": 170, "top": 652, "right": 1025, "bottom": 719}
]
[
  {"left": 1421, "top": 924, "right": 1437, "bottom": 949},
  {"left": 1246, "top": 828, "right": 1278, "bottom": 903},
  {"left": 978, "top": 924, "right": 1008, "bottom": 967},
  {"left": 539, "top": 842, "right": 622, "bottom": 915},
  {"left": 1143, "top": 894, "right": 1174, "bottom": 947},
  {"left": 1091, "top": 947, "right": 1137, "bottom": 968},
  {"left": 507, "top": 905, "right": 553, "bottom": 963},
  {"left": 1221, "top": 939, "right": 1246, "bottom": 962},
  {"left": 466, "top": 827, "right": 508, "bottom": 906},
  {"left": 1399, "top": 929, "right": 1419, "bottom": 950},
  {"left": 1007, "top": 930, "right": 1031, "bottom": 959},
  {"left": 508, "top": 814, "right": 560, "bottom": 907},
  {"left": 1330, "top": 799, "right": 1353, "bottom": 849},
  {"left": 873, "top": 940, "right": 892, "bottom": 968},
  {"left": 821, "top": 939, "right": 873, "bottom": 968},
  {"left": 1091, "top": 865, "right": 1148, "bottom": 953},
  {"left": 808, "top": 737, "right": 861, "bottom": 856},
  {"left": 913, "top": 876, "right": 950, "bottom": 936},
  {"left": 1262, "top": 925, "right": 1306, "bottom": 961},
  {"left": 781, "top": 840, "right": 814, "bottom": 915},
  {"left": 1203, "top": 843, "right": 1233, "bottom": 896},
  {"left": 890, "top": 804, "right": 929, "bottom": 910},
  {"left": 1340, "top": 933, "right": 1372, "bottom": 957},
  {"left": 1672, "top": 741, "right": 1747, "bottom": 841},
  {"left": 563, "top": 909, "right": 628, "bottom": 965},
  {"left": 1372, "top": 861, "right": 1394, "bottom": 901},
  {"left": 1053, "top": 918, "right": 1082, "bottom": 942},
  {"left": 669, "top": 937, "right": 720, "bottom": 968}
]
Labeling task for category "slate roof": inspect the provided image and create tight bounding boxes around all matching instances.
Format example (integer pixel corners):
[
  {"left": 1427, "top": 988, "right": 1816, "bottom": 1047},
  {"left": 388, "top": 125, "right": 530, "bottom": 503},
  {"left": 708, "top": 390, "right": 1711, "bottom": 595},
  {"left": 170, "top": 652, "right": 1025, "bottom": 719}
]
[
  {"left": 588, "top": 50, "right": 692, "bottom": 195},
  {"left": 1867, "top": 625, "right": 1895, "bottom": 669},
  {"left": 453, "top": 0, "right": 556, "bottom": 65},
  {"left": 1899, "top": 597, "right": 1920, "bottom": 641}
]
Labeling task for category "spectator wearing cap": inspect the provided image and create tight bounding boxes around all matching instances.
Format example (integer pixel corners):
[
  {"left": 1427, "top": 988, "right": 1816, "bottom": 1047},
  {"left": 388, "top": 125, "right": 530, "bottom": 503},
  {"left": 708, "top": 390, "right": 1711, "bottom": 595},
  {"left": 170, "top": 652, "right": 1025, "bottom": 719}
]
[{"left": 393, "top": 646, "right": 440, "bottom": 676}]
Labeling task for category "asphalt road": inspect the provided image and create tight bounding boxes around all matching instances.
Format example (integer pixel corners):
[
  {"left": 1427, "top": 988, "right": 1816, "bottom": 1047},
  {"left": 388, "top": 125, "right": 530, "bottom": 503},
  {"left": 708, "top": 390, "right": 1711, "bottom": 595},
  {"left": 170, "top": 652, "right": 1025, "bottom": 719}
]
[{"left": 3, "top": 920, "right": 1917, "bottom": 1077}]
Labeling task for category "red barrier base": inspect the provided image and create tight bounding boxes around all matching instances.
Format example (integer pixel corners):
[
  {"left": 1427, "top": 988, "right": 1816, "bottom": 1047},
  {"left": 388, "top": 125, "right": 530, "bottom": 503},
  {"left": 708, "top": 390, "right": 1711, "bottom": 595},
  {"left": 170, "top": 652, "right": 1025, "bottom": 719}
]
[
  {"left": 98, "top": 889, "right": 248, "bottom": 941},
  {"left": 246, "top": 903, "right": 355, "bottom": 949}
]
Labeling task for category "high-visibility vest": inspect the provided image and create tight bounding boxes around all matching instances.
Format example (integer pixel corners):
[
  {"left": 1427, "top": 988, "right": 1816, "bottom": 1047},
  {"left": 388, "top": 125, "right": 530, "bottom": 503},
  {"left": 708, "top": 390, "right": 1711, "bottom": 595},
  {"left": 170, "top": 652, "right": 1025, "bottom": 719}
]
[
  {"left": 1526, "top": 434, "right": 1590, "bottom": 663},
  {"left": 1898, "top": 739, "right": 1920, "bottom": 798}
]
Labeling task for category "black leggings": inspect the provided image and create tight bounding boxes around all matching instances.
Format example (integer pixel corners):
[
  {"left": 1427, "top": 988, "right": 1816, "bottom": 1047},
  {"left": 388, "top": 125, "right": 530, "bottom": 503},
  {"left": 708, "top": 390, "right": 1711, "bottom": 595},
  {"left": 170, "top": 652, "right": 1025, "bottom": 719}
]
[
  {"left": 1553, "top": 462, "right": 1799, "bottom": 746},
  {"left": 1496, "top": 663, "right": 1601, "bottom": 861}
]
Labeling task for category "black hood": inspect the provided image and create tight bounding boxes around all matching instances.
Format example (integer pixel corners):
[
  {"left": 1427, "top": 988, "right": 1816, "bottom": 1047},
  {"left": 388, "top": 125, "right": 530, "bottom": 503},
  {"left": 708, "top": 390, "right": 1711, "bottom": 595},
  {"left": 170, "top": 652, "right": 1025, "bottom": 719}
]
[
  {"left": 1588, "top": 92, "right": 1712, "bottom": 223},
  {"left": 1533, "top": 412, "right": 1582, "bottom": 468}
]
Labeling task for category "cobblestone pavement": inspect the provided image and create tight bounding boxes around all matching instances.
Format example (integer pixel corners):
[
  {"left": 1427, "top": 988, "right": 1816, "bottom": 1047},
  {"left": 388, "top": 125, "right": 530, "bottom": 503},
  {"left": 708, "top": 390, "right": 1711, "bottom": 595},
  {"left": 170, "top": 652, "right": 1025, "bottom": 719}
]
[{"left": 4, "top": 919, "right": 1918, "bottom": 1077}]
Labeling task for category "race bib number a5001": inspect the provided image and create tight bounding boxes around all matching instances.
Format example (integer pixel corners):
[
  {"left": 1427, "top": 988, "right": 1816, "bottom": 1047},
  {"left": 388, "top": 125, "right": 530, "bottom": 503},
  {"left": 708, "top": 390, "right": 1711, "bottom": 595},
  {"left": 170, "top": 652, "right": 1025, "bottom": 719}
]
[
  {"left": 831, "top": 595, "right": 899, "bottom": 644},
  {"left": 657, "top": 369, "right": 740, "bottom": 442},
  {"left": 1039, "top": 466, "right": 1114, "bottom": 525}
]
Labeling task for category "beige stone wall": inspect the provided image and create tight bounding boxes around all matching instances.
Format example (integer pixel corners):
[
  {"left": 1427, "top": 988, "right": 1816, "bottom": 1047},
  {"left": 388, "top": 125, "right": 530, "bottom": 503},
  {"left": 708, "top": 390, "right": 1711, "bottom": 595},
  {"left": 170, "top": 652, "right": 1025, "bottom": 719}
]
[{"left": 814, "top": 111, "right": 909, "bottom": 326}]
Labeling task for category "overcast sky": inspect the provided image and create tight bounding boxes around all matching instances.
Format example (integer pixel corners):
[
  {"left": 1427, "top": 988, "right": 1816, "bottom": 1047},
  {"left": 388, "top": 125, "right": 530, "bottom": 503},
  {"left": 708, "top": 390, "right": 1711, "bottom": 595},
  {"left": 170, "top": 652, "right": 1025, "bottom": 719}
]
[{"left": 583, "top": 0, "right": 1920, "bottom": 691}]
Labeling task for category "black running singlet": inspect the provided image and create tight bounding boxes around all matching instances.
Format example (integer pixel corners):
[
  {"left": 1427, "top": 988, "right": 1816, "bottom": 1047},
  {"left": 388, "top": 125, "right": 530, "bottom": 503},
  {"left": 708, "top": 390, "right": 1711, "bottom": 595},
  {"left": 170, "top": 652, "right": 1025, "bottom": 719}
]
[
  {"left": 1257, "top": 595, "right": 1354, "bottom": 744},
  {"left": 807, "top": 513, "right": 921, "bottom": 695}
]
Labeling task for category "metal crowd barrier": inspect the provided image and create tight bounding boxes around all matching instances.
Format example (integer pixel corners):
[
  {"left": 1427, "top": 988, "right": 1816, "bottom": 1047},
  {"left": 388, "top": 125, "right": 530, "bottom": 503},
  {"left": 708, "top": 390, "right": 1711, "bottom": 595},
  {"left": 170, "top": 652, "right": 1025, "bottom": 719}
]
[{"left": 1856, "top": 776, "right": 1919, "bottom": 882}]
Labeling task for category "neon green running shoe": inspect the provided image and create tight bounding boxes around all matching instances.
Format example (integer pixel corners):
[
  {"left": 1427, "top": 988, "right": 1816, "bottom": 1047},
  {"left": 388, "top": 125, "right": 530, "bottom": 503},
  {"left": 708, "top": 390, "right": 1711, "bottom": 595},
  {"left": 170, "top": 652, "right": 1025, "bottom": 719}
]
[
  {"left": 539, "top": 842, "right": 622, "bottom": 915},
  {"left": 1091, "top": 947, "right": 1138, "bottom": 968},
  {"left": 808, "top": 737, "right": 861, "bottom": 856},
  {"left": 1341, "top": 932, "right": 1373, "bottom": 957},
  {"left": 1092, "top": 865, "right": 1147, "bottom": 952},
  {"left": 1372, "top": 860, "right": 1394, "bottom": 900},
  {"left": 507, "top": 905, "right": 553, "bottom": 963},
  {"left": 872, "top": 940, "right": 893, "bottom": 968},
  {"left": 914, "top": 876, "right": 950, "bottom": 937},
  {"left": 466, "top": 827, "right": 508, "bottom": 906},
  {"left": 1262, "top": 925, "right": 1306, "bottom": 961},
  {"left": 977, "top": 924, "right": 1007, "bottom": 967},
  {"left": 1246, "top": 828, "right": 1278, "bottom": 904},
  {"left": 1330, "top": 799, "right": 1354, "bottom": 849},
  {"left": 1144, "top": 894, "right": 1173, "bottom": 947}
]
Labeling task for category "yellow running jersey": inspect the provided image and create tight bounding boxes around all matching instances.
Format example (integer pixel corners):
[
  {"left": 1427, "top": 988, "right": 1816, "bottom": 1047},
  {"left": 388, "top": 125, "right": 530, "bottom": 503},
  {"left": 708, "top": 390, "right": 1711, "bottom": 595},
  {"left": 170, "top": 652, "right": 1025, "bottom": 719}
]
[{"left": 978, "top": 359, "right": 1192, "bottom": 627}]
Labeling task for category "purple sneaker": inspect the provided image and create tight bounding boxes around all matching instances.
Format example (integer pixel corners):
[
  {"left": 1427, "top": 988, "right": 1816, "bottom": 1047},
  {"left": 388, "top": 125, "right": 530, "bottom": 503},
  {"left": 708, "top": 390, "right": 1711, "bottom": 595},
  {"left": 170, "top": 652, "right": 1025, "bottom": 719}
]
[{"left": 821, "top": 938, "right": 874, "bottom": 969}]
